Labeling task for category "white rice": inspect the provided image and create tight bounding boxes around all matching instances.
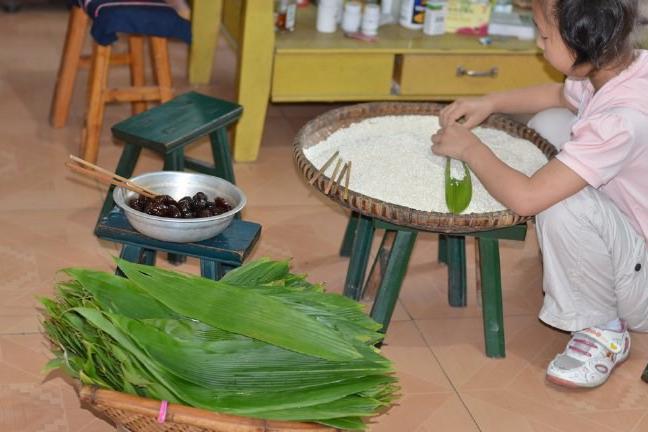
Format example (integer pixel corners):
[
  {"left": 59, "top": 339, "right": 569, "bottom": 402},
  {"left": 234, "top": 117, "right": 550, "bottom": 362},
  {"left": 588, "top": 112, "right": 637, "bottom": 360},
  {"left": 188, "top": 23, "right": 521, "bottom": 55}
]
[{"left": 303, "top": 115, "right": 548, "bottom": 214}]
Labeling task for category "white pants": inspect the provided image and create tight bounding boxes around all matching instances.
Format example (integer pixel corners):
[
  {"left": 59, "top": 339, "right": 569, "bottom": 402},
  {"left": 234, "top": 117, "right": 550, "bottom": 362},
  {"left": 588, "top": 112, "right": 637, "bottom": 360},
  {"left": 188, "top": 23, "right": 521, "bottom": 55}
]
[{"left": 528, "top": 109, "right": 648, "bottom": 332}]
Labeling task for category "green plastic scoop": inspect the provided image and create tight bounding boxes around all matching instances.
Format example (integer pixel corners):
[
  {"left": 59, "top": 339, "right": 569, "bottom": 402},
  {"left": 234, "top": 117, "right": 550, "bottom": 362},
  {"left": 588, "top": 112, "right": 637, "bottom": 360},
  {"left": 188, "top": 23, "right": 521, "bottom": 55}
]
[{"left": 444, "top": 157, "right": 472, "bottom": 214}]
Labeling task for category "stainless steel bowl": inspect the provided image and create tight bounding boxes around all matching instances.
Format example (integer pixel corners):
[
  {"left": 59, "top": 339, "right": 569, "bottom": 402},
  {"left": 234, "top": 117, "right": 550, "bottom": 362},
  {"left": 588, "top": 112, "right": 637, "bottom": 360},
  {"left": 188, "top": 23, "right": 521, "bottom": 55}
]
[{"left": 113, "top": 171, "right": 246, "bottom": 243}]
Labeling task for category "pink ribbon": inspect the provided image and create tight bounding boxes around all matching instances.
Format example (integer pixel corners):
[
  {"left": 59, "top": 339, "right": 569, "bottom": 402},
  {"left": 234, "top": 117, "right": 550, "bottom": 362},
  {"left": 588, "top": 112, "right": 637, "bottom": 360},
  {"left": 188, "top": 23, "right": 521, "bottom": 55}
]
[{"left": 157, "top": 400, "right": 169, "bottom": 423}]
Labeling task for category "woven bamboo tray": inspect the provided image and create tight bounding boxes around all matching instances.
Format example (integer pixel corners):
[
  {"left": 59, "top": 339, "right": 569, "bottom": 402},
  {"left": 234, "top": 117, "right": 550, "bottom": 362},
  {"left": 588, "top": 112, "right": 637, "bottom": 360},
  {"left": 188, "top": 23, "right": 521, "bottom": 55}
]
[
  {"left": 293, "top": 102, "right": 557, "bottom": 234},
  {"left": 79, "top": 386, "right": 339, "bottom": 432}
]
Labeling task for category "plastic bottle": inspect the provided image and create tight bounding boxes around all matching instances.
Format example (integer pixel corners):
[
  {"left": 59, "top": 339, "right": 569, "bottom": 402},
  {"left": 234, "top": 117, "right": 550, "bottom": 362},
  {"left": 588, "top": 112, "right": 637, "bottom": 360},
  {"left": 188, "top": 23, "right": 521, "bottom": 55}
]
[
  {"left": 317, "top": 0, "right": 338, "bottom": 33},
  {"left": 399, "top": 0, "right": 426, "bottom": 30},
  {"left": 341, "top": 1, "right": 362, "bottom": 33},
  {"left": 361, "top": 3, "right": 381, "bottom": 36},
  {"left": 276, "top": 0, "right": 297, "bottom": 31},
  {"left": 423, "top": 1, "right": 446, "bottom": 35}
]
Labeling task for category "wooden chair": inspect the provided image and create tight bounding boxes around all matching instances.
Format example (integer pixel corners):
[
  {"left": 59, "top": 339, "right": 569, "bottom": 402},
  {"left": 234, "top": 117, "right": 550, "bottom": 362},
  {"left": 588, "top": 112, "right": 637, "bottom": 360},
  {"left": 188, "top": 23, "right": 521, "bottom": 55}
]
[{"left": 50, "top": 1, "right": 191, "bottom": 163}]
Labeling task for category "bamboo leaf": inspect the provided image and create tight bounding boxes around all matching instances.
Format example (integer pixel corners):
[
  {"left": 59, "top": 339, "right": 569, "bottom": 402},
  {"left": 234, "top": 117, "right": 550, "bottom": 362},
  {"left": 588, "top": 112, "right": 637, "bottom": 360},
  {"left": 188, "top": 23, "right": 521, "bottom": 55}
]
[
  {"left": 319, "top": 416, "right": 366, "bottom": 431},
  {"left": 116, "top": 260, "right": 361, "bottom": 361},
  {"left": 445, "top": 158, "right": 473, "bottom": 214},
  {"left": 219, "top": 258, "right": 291, "bottom": 285},
  {"left": 64, "top": 268, "right": 176, "bottom": 319}
]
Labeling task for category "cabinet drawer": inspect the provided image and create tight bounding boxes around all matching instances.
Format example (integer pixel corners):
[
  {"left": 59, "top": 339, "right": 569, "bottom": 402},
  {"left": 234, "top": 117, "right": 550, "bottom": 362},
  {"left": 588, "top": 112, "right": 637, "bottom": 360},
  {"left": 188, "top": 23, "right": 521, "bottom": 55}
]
[
  {"left": 398, "top": 54, "right": 562, "bottom": 97},
  {"left": 272, "top": 53, "right": 394, "bottom": 101}
]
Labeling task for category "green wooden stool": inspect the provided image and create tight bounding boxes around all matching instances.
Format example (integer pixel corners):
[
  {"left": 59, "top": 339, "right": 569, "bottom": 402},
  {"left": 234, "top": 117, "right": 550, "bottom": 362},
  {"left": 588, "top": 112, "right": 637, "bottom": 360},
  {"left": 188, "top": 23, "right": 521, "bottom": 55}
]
[
  {"left": 96, "top": 207, "right": 261, "bottom": 280},
  {"left": 98, "top": 91, "right": 242, "bottom": 221},
  {"left": 342, "top": 214, "right": 527, "bottom": 358}
]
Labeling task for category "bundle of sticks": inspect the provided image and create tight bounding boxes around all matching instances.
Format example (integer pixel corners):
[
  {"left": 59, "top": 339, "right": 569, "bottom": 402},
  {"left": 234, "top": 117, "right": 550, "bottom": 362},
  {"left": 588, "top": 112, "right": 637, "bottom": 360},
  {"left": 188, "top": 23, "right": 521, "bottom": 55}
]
[
  {"left": 309, "top": 150, "right": 352, "bottom": 200},
  {"left": 65, "top": 155, "right": 157, "bottom": 198}
]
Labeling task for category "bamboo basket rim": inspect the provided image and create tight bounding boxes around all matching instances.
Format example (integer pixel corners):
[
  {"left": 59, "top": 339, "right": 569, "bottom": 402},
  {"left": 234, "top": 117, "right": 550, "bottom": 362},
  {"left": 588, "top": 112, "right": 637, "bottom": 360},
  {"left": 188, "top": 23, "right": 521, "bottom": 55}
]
[
  {"left": 78, "top": 385, "right": 340, "bottom": 432},
  {"left": 293, "top": 102, "right": 557, "bottom": 234}
]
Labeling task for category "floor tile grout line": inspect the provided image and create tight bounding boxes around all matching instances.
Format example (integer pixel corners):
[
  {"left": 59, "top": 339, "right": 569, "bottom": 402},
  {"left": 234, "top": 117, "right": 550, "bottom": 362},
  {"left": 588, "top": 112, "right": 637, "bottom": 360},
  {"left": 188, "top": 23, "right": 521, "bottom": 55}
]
[
  {"left": 409, "top": 312, "right": 538, "bottom": 322},
  {"left": 410, "top": 319, "right": 483, "bottom": 432},
  {"left": 0, "top": 331, "right": 41, "bottom": 336},
  {"left": 630, "top": 411, "right": 648, "bottom": 432},
  {"left": 460, "top": 388, "right": 621, "bottom": 432}
]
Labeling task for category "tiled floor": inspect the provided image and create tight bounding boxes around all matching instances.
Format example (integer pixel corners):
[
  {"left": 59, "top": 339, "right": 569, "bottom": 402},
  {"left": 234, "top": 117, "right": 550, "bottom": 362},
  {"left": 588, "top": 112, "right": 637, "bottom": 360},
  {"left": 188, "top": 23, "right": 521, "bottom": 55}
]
[{"left": 1, "top": 7, "right": 648, "bottom": 432}]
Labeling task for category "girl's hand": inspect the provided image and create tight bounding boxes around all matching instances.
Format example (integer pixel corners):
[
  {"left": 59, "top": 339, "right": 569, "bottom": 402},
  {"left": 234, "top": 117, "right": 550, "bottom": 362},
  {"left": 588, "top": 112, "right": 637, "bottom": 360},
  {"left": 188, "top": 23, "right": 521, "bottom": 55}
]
[
  {"left": 439, "top": 97, "right": 495, "bottom": 129},
  {"left": 430, "top": 124, "right": 483, "bottom": 161}
]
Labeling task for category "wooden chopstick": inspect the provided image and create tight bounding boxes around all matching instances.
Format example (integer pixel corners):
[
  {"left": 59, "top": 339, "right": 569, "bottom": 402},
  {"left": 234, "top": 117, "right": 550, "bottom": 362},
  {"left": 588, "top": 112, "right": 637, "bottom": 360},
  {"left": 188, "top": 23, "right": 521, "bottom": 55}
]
[
  {"left": 331, "top": 162, "right": 348, "bottom": 196},
  {"left": 324, "top": 158, "right": 343, "bottom": 195},
  {"left": 344, "top": 160, "right": 352, "bottom": 201},
  {"left": 66, "top": 161, "right": 157, "bottom": 198},
  {"left": 68, "top": 155, "right": 157, "bottom": 196},
  {"left": 309, "top": 150, "right": 339, "bottom": 185}
]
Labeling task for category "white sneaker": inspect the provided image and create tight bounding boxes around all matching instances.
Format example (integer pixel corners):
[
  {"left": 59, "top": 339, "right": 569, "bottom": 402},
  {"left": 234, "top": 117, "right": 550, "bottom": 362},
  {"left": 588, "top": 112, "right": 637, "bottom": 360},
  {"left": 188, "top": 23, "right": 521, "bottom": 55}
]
[{"left": 546, "top": 323, "right": 631, "bottom": 388}]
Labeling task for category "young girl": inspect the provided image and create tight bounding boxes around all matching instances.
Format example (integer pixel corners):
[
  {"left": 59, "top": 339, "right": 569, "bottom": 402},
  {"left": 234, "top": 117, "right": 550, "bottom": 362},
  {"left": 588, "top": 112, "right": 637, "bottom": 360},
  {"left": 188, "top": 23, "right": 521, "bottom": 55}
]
[{"left": 431, "top": 0, "right": 648, "bottom": 388}]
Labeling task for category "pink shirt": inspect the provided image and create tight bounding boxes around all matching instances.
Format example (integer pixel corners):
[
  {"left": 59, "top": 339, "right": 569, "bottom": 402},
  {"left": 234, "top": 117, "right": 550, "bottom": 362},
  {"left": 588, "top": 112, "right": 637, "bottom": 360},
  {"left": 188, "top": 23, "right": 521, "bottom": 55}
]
[{"left": 558, "top": 50, "right": 648, "bottom": 240}]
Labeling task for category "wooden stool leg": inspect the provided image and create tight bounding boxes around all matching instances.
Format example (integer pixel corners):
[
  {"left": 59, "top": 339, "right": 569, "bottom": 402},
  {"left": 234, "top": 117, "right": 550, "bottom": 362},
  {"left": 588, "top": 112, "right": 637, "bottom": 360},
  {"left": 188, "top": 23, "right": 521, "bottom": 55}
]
[
  {"left": 149, "top": 36, "right": 173, "bottom": 102},
  {"left": 82, "top": 43, "right": 111, "bottom": 164},
  {"left": 343, "top": 215, "right": 375, "bottom": 301},
  {"left": 164, "top": 148, "right": 186, "bottom": 171},
  {"left": 446, "top": 235, "right": 467, "bottom": 307},
  {"left": 339, "top": 213, "right": 359, "bottom": 257},
  {"left": 140, "top": 249, "right": 157, "bottom": 266},
  {"left": 438, "top": 234, "right": 448, "bottom": 264},
  {"left": 50, "top": 6, "right": 89, "bottom": 128},
  {"left": 128, "top": 35, "right": 147, "bottom": 115},
  {"left": 164, "top": 148, "right": 186, "bottom": 265},
  {"left": 116, "top": 244, "right": 144, "bottom": 276},
  {"left": 97, "top": 143, "right": 142, "bottom": 221},
  {"left": 209, "top": 128, "right": 236, "bottom": 183},
  {"left": 200, "top": 260, "right": 224, "bottom": 280},
  {"left": 363, "top": 230, "right": 396, "bottom": 301},
  {"left": 370, "top": 230, "right": 417, "bottom": 334},
  {"left": 478, "top": 237, "right": 505, "bottom": 358}
]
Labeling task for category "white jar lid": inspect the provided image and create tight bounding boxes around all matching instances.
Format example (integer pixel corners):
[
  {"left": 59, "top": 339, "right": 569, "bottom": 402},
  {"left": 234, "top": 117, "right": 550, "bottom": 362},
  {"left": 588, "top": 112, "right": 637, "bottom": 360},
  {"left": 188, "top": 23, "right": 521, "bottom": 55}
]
[{"left": 345, "top": 1, "right": 362, "bottom": 13}]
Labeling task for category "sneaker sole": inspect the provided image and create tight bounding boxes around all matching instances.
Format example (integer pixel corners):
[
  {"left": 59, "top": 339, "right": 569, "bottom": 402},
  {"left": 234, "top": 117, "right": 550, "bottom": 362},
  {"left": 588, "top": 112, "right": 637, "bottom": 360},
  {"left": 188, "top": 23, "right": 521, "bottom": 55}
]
[{"left": 545, "top": 354, "right": 629, "bottom": 389}]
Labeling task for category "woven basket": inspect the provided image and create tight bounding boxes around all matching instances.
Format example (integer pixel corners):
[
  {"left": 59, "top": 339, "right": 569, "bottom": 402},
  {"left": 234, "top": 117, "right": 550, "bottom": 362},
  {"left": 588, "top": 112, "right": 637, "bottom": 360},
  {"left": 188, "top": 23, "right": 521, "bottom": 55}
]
[
  {"left": 79, "top": 386, "right": 339, "bottom": 432},
  {"left": 293, "top": 102, "right": 557, "bottom": 234}
]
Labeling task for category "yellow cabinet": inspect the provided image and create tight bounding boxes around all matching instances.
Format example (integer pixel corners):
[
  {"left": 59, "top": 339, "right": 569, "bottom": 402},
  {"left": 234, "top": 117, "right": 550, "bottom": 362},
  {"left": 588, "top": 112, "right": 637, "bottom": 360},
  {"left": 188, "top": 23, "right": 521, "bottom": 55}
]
[
  {"left": 398, "top": 53, "right": 563, "bottom": 98},
  {"left": 272, "top": 53, "right": 394, "bottom": 101}
]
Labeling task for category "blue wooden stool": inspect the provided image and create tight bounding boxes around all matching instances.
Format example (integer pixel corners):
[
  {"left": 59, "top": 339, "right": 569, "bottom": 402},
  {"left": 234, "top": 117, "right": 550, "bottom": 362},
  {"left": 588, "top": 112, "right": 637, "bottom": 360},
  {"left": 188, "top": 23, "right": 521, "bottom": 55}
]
[
  {"left": 96, "top": 91, "right": 242, "bottom": 267},
  {"left": 96, "top": 207, "right": 261, "bottom": 279},
  {"left": 98, "top": 91, "right": 242, "bottom": 220},
  {"left": 343, "top": 214, "right": 527, "bottom": 358}
]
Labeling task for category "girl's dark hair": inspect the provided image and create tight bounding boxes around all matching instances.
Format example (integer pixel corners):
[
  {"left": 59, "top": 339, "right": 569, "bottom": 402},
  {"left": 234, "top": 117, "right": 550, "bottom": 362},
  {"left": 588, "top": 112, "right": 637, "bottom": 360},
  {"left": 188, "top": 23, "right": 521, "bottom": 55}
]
[{"left": 552, "top": 0, "right": 638, "bottom": 69}]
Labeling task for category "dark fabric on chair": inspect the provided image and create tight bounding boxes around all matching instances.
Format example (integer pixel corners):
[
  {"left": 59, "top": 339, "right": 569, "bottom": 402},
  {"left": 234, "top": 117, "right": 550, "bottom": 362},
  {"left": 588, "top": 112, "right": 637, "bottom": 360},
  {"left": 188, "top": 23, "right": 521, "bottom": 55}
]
[{"left": 70, "top": 0, "right": 191, "bottom": 45}]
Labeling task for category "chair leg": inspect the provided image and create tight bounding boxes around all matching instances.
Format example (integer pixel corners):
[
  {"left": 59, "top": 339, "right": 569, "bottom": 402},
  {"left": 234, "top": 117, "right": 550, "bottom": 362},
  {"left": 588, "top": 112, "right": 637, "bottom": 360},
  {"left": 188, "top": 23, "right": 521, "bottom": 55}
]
[
  {"left": 478, "top": 237, "right": 505, "bottom": 358},
  {"left": 343, "top": 215, "right": 375, "bottom": 301},
  {"left": 50, "top": 6, "right": 88, "bottom": 128},
  {"left": 339, "top": 213, "right": 359, "bottom": 257},
  {"left": 370, "top": 230, "right": 417, "bottom": 334},
  {"left": 149, "top": 36, "right": 173, "bottom": 102},
  {"left": 82, "top": 43, "right": 111, "bottom": 164},
  {"left": 446, "top": 236, "right": 467, "bottom": 307},
  {"left": 128, "top": 35, "right": 147, "bottom": 115}
]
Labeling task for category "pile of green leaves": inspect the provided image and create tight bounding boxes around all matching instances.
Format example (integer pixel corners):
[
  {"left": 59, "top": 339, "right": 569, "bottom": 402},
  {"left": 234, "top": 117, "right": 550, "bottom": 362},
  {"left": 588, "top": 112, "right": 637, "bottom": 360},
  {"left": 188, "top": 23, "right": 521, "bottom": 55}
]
[{"left": 41, "top": 258, "right": 398, "bottom": 430}]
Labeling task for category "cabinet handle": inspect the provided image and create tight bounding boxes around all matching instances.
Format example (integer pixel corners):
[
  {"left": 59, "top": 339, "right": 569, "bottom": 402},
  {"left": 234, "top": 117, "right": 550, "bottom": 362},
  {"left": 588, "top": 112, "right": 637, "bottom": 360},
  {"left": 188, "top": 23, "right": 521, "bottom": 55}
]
[{"left": 456, "top": 66, "right": 498, "bottom": 78}]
